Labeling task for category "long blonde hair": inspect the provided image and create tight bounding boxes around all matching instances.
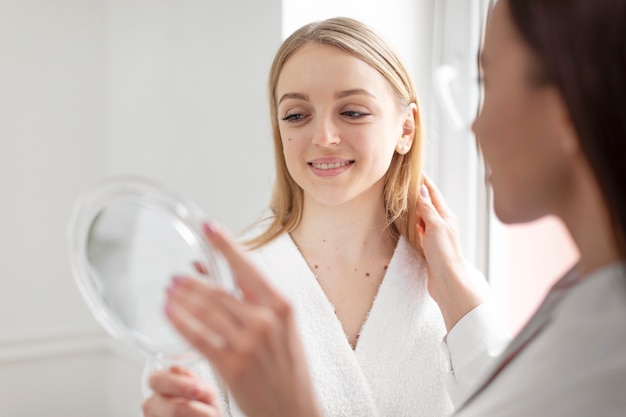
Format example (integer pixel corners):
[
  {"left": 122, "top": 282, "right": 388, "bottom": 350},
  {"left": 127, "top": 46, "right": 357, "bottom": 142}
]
[{"left": 245, "top": 17, "right": 424, "bottom": 251}]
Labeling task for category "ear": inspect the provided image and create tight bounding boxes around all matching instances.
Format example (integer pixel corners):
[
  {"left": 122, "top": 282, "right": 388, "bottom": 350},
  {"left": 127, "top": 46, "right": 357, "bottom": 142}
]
[{"left": 396, "top": 103, "right": 418, "bottom": 155}]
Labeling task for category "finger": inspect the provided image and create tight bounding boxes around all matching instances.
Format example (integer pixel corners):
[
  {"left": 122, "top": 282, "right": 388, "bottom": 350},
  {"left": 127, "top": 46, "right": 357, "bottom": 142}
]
[
  {"left": 165, "top": 299, "right": 228, "bottom": 362},
  {"left": 170, "top": 365, "right": 196, "bottom": 378},
  {"left": 417, "top": 217, "right": 426, "bottom": 235},
  {"left": 421, "top": 175, "right": 454, "bottom": 219},
  {"left": 167, "top": 282, "right": 245, "bottom": 349},
  {"left": 169, "top": 276, "right": 246, "bottom": 326},
  {"left": 168, "top": 277, "right": 275, "bottom": 361},
  {"left": 167, "top": 367, "right": 221, "bottom": 406},
  {"left": 202, "top": 221, "right": 284, "bottom": 307},
  {"left": 148, "top": 370, "right": 199, "bottom": 400},
  {"left": 166, "top": 297, "right": 268, "bottom": 385},
  {"left": 417, "top": 183, "right": 444, "bottom": 227},
  {"left": 192, "top": 261, "right": 209, "bottom": 276},
  {"left": 143, "top": 394, "right": 221, "bottom": 417}
]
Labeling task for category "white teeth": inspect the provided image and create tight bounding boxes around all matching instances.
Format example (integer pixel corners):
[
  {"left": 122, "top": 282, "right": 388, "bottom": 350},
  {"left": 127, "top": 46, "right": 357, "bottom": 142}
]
[{"left": 312, "top": 161, "right": 351, "bottom": 170}]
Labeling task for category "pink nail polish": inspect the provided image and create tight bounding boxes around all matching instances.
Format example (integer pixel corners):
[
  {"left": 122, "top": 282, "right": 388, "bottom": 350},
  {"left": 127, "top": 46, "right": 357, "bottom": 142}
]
[
  {"left": 165, "top": 302, "right": 175, "bottom": 317},
  {"left": 193, "top": 261, "right": 208, "bottom": 275},
  {"left": 203, "top": 221, "right": 216, "bottom": 235},
  {"left": 420, "top": 184, "right": 429, "bottom": 199}
]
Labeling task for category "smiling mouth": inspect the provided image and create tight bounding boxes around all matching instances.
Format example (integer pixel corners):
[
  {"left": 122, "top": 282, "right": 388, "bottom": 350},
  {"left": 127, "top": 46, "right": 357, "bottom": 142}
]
[{"left": 308, "top": 160, "right": 354, "bottom": 170}]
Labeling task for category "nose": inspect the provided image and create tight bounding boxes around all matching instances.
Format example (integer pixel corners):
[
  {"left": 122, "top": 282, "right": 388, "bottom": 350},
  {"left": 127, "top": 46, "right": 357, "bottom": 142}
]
[{"left": 311, "top": 115, "right": 340, "bottom": 147}]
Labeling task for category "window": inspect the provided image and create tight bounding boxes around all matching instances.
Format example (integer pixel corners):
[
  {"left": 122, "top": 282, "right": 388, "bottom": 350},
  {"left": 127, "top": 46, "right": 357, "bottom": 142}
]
[
  {"left": 283, "top": 0, "right": 579, "bottom": 334},
  {"left": 434, "top": 0, "right": 579, "bottom": 334}
]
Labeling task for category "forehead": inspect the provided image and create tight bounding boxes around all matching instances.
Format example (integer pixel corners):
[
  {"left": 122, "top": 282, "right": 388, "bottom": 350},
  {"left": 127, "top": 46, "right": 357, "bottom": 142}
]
[
  {"left": 481, "top": 0, "right": 519, "bottom": 63},
  {"left": 276, "top": 43, "right": 388, "bottom": 92}
]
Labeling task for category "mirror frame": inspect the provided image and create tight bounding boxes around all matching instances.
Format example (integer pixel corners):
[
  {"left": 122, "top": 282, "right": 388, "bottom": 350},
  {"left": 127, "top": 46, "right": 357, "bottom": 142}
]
[{"left": 67, "top": 175, "right": 222, "bottom": 361}]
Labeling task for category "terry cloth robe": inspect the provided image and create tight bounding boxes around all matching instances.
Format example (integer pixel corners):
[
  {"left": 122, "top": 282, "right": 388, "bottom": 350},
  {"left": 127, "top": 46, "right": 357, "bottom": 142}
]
[{"left": 144, "top": 232, "right": 509, "bottom": 417}]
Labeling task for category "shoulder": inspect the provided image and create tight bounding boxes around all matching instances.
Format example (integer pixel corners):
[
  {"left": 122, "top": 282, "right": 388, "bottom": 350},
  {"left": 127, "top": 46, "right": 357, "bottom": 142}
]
[
  {"left": 394, "top": 235, "right": 427, "bottom": 273},
  {"left": 554, "top": 262, "right": 626, "bottom": 325},
  {"left": 236, "top": 212, "right": 275, "bottom": 243}
]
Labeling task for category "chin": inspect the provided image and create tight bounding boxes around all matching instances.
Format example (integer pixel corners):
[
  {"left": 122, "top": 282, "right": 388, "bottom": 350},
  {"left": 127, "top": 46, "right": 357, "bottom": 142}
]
[{"left": 493, "top": 200, "right": 545, "bottom": 226}]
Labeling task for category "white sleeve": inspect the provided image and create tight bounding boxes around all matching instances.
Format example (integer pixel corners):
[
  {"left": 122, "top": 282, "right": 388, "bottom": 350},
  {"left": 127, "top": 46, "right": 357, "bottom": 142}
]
[{"left": 441, "top": 301, "right": 512, "bottom": 407}]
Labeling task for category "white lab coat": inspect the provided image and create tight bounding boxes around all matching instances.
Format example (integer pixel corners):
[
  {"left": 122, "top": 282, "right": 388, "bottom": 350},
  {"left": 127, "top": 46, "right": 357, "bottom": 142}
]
[{"left": 454, "top": 262, "right": 626, "bottom": 417}]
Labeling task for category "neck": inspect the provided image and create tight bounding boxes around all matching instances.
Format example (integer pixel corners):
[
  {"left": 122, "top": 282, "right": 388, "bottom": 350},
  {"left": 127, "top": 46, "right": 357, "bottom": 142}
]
[
  {"left": 291, "top": 194, "right": 397, "bottom": 264},
  {"left": 559, "top": 164, "right": 622, "bottom": 277}
]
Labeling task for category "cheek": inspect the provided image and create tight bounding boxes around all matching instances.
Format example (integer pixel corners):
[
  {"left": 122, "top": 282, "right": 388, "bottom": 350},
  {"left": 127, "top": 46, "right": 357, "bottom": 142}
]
[
  {"left": 487, "top": 127, "right": 571, "bottom": 223},
  {"left": 475, "top": 86, "right": 537, "bottom": 171},
  {"left": 280, "top": 134, "right": 302, "bottom": 175},
  {"left": 280, "top": 127, "right": 304, "bottom": 155}
]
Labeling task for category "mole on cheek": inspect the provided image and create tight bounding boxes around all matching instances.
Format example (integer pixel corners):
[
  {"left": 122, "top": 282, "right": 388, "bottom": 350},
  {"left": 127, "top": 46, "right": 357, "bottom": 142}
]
[{"left": 365, "top": 272, "right": 370, "bottom": 277}]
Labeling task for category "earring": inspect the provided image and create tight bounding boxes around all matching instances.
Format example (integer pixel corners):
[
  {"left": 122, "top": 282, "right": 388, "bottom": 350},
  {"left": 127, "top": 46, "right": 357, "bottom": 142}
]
[{"left": 397, "top": 144, "right": 410, "bottom": 154}]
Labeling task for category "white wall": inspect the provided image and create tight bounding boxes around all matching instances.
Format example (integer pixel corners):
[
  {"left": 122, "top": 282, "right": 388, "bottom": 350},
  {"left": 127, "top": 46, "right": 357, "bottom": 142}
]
[
  {"left": 0, "top": 0, "right": 280, "bottom": 415},
  {"left": 0, "top": 1, "right": 452, "bottom": 415}
]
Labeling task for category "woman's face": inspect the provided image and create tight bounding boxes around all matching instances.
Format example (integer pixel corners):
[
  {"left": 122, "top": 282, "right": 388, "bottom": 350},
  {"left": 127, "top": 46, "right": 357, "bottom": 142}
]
[
  {"left": 275, "top": 43, "right": 413, "bottom": 208},
  {"left": 472, "top": 0, "right": 578, "bottom": 224}
]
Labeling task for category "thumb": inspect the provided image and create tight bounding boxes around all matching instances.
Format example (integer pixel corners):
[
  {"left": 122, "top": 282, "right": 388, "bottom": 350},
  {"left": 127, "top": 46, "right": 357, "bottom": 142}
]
[{"left": 417, "top": 183, "right": 440, "bottom": 225}]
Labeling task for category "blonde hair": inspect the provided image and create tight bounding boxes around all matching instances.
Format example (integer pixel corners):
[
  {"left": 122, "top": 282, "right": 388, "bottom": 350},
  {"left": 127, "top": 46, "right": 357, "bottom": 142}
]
[{"left": 245, "top": 17, "right": 424, "bottom": 251}]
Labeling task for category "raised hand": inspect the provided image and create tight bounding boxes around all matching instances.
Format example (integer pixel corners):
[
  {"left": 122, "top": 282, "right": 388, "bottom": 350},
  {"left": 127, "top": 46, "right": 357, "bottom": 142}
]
[
  {"left": 164, "top": 222, "right": 323, "bottom": 417},
  {"left": 416, "top": 176, "right": 487, "bottom": 331}
]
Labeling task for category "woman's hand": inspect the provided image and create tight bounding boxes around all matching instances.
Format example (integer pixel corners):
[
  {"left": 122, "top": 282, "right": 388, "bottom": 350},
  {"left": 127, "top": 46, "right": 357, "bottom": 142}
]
[
  {"left": 416, "top": 176, "right": 486, "bottom": 331},
  {"left": 142, "top": 366, "right": 221, "bottom": 417},
  {"left": 164, "top": 222, "right": 323, "bottom": 417}
]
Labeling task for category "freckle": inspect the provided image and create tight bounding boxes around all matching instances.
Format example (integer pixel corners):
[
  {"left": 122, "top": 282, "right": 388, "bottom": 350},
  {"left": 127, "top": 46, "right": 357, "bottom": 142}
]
[
  {"left": 323, "top": 239, "right": 326, "bottom": 243},
  {"left": 354, "top": 268, "right": 357, "bottom": 272},
  {"left": 366, "top": 272, "right": 370, "bottom": 277},
  {"left": 314, "top": 265, "right": 318, "bottom": 269},
  {"left": 384, "top": 265, "right": 388, "bottom": 270}
]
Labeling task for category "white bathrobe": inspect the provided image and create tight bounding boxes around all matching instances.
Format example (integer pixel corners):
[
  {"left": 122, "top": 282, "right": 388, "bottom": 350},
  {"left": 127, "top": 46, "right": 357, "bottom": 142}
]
[{"left": 145, "top": 232, "right": 509, "bottom": 417}]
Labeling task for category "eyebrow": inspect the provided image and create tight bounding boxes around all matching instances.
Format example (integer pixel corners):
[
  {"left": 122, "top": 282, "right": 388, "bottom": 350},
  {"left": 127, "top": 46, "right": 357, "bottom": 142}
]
[
  {"left": 335, "top": 89, "right": 376, "bottom": 100},
  {"left": 277, "top": 89, "right": 376, "bottom": 105},
  {"left": 278, "top": 92, "right": 308, "bottom": 105}
]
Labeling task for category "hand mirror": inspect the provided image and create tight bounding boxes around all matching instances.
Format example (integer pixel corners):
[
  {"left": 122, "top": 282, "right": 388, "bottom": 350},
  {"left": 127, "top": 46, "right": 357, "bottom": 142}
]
[{"left": 67, "top": 175, "right": 234, "bottom": 365}]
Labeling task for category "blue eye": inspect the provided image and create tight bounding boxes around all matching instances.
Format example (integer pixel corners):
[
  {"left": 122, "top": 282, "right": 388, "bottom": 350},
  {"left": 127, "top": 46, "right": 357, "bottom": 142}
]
[
  {"left": 282, "top": 113, "right": 307, "bottom": 122},
  {"left": 342, "top": 110, "right": 370, "bottom": 119}
]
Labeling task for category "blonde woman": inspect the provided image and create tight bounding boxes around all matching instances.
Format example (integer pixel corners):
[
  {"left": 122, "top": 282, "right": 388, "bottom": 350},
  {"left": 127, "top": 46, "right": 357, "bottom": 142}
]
[{"left": 144, "top": 17, "right": 507, "bottom": 417}]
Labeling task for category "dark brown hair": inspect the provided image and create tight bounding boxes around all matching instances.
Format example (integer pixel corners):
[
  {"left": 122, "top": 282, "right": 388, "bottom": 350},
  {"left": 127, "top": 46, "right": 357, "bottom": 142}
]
[{"left": 508, "top": 0, "right": 626, "bottom": 257}]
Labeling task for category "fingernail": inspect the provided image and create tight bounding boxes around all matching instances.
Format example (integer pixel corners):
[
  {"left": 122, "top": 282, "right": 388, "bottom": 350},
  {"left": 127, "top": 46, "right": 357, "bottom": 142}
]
[
  {"left": 203, "top": 221, "right": 217, "bottom": 235},
  {"left": 172, "top": 275, "right": 185, "bottom": 286},
  {"left": 420, "top": 184, "right": 430, "bottom": 199},
  {"left": 190, "top": 383, "right": 201, "bottom": 400},
  {"left": 193, "top": 261, "right": 208, "bottom": 275},
  {"left": 165, "top": 302, "right": 175, "bottom": 317}
]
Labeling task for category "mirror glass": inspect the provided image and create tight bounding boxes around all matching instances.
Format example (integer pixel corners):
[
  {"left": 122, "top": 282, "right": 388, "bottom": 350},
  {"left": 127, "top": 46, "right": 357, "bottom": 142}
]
[{"left": 67, "top": 176, "right": 233, "bottom": 363}]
